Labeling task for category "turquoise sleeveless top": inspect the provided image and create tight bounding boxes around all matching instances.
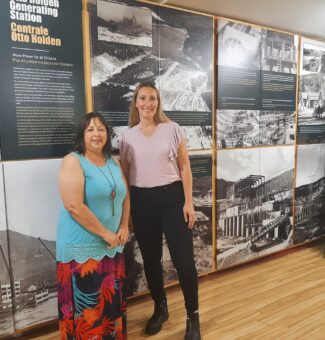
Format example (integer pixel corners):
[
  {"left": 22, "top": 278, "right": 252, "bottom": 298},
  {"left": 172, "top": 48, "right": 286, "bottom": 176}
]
[{"left": 56, "top": 153, "right": 127, "bottom": 263}]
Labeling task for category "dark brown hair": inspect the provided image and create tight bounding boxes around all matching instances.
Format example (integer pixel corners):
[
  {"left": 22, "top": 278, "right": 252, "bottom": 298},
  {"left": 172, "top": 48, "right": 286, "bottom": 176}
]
[{"left": 73, "top": 112, "right": 112, "bottom": 157}]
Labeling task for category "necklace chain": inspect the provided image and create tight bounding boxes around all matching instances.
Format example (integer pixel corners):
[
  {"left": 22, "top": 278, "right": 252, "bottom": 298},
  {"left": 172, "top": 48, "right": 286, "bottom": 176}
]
[
  {"left": 97, "top": 160, "right": 116, "bottom": 191},
  {"left": 97, "top": 159, "right": 117, "bottom": 216}
]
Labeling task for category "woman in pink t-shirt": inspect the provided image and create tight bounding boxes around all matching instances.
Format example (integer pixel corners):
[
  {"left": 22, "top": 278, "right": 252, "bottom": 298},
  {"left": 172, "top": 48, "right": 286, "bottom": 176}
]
[{"left": 120, "top": 83, "right": 200, "bottom": 340}]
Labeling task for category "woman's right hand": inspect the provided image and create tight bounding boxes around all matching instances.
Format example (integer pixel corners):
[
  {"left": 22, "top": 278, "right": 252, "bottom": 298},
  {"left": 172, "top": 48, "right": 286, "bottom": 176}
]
[{"left": 102, "top": 231, "right": 119, "bottom": 248}]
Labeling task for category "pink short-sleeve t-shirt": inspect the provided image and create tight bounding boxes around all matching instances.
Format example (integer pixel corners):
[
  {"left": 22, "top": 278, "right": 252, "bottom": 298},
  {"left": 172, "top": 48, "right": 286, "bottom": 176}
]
[{"left": 119, "top": 121, "right": 186, "bottom": 188}]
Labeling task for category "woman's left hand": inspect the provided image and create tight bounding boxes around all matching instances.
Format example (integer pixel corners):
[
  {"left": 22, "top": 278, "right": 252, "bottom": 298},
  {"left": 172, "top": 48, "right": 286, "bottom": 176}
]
[
  {"left": 183, "top": 202, "right": 196, "bottom": 229},
  {"left": 116, "top": 224, "right": 129, "bottom": 245}
]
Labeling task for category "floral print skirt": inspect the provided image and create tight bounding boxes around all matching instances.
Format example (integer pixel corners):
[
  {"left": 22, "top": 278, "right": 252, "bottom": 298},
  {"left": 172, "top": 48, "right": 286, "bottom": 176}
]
[{"left": 57, "top": 253, "right": 127, "bottom": 339}]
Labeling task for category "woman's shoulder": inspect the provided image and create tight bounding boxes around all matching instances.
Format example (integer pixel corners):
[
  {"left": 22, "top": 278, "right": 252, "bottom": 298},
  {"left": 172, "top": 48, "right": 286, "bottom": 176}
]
[
  {"left": 60, "top": 152, "right": 83, "bottom": 173},
  {"left": 63, "top": 152, "right": 80, "bottom": 162},
  {"left": 121, "top": 125, "right": 139, "bottom": 142},
  {"left": 122, "top": 125, "right": 137, "bottom": 135},
  {"left": 159, "top": 121, "right": 183, "bottom": 134},
  {"left": 159, "top": 120, "right": 178, "bottom": 129}
]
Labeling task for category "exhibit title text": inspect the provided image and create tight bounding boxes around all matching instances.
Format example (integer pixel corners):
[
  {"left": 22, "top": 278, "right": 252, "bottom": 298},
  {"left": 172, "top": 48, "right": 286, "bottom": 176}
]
[
  {"left": 10, "top": 0, "right": 60, "bottom": 23},
  {"left": 9, "top": 0, "right": 61, "bottom": 46},
  {"left": 10, "top": 23, "right": 61, "bottom": 46}
]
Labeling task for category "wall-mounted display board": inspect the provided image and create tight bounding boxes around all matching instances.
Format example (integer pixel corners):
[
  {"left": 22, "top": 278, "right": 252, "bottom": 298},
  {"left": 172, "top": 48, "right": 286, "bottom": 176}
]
[
  {"left": 0, "top": 0, "right": 325, "bottom": 337},
  {"left": 2, "top": 159, "right": 60, "bottom": 331},
  {"left": 124, "top": 151, "right": 213, "bottom": 296},
  {"left": 88, "top": 0, "right": 213, "bottom": 150},
  {"left": 0, "top": 0, "right": 85, "bottom": 160},
  {"left": 214, "top": 18, "right": 302, "bottom": 270},
  {"left": 294, "top": 144, "right": 325, "bottom": 244},
  {"left": 216, "top": 146, "right": 295, "bottom": 269},
  {"left": 0, "top": 164, "right": 15, "bottom": 338},
  {"left": 216, "top": 19, "right": 298, "bottom": 148},
  {"left": 298, "top": 38, "right": 325, "bottom": 144}
]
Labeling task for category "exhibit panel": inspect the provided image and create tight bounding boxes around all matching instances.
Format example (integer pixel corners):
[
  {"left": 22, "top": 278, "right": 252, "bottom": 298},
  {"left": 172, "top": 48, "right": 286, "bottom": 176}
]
[
  {"left": 216, "top": 146, "right": 295, "bottom": 269},
  {"left": 216, "top": 19, "right": 262, "bottom": 149},
  {"left": 216, "top": 19, "right": 298, "bottom": 149},
  {"left": 259, "top": 28, "right": 298, "bottom": 147},
  {"left": 189, "top": 152, "right": 213, "bottom": 273},
  {"left": 0, "top": 0, "right": 324, "bottom": 336},
  {"left": 298, "top": 37, "right": 325, "bottom": 144},
  {"left": 214, "top": 17, "right": 303, "bottom": 269},
  {"left": 89, "top": 0, "right": 159, "bottom": 148},
  {"left": 0, "top": 0, "right": 85, "bottom": 160},
  {"left": 294, "top": 144, "right": 325, "bottom": 244},
  {"left": 0, "top": 164, "right": 15, "bottom": 338},
  {"left": 2, "top": 159, "right": 61, "bottom": 330},
  {"left": 155, "top": 7, "right": 213, "bottom": 150},
  {"left": 89, "top": 0, "right": 213, "bottom": 150}
]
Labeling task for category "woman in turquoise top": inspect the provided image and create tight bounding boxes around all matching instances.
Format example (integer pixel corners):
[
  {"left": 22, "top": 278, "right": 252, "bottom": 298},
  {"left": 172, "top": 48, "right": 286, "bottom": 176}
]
[{"left": 56, "top": 112, "right": 130, "bottom": 339}]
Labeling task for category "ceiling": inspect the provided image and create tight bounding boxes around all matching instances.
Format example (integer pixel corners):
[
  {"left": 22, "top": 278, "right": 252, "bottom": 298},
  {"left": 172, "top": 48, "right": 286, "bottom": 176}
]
[{"left": 144, "top": 0, "right": 325, "bottom": 40}]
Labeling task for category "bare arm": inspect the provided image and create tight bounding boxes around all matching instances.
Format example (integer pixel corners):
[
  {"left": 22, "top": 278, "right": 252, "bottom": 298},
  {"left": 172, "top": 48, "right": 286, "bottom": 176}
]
[
  {"left": 119, "top": 155, "right": 134, "bottom": 232},
  {"left": 58, "top": 154, "right": 118, "bottom": 248},
  {"left": 119, "top": 175, "right": 130, "bottom": 228},
  {"left": 177, "top": 141, "right": 196, "bottom": 229},
  {"left": 112, "top": 157, "right": 130, "bottom": 245}
]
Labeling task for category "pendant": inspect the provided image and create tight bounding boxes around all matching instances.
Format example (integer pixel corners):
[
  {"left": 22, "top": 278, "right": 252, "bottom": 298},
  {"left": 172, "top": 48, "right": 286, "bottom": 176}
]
[
  {"left": 111, "top": 190, "right": 116, "bottom": 200},
  {"left": 111, "top": 190, "right": 116, "bottom": 216}
]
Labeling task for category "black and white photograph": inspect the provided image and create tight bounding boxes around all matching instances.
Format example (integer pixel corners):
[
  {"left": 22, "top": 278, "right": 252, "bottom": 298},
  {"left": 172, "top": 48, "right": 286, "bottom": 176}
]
[
  {"left": 3, "top": 159, "right": 60, "bottom": 330},
  {"left": 216, "top": 110, "right": 296, "bottom": 149},
  {"left": 294, "top": 144, "right": 325, "bottom": 244},
  {"left": 216, "top": 146, "right": 295, "bottom": 269},
  {"left": 163, "top": 110, "right": 212, "bottom": 149},
  {"left": 90, "top": 0, "right": 158, "bottom": 114},
  {"left": 217, "top": 19, "right": 261, "bottom": 70},
  {"left": 261, "top": 29, "right": 298, "bottom": 74},
  {"left": 90, "top": 0, "right": 213, "bottom": 150},
  {"left": 298, "top": 38, "right": 325, "bottom": 144},
  {"left": 216, "top": 20, "right": 261, "bottom": 112},
  {"left": 149, "top": 6, "right": 213, "bottom": 114},
  {"left": 298, "top": 72, "right": 325, "bottom": 144},
  {"left": 0, "top": 165, "right": 15, "bottom": 338},
  {"left": 124, "top": 151, "right": 213, "bottom": 296},
  {"left": 259, "top": 111, "right": 296, "bottom": 145},
  {"left": 97, "top": 0, "right": 153, "bottom": 47},
  {"left": 182, "top": 126, "right": 212, "bottom": 149},
  {"left": 157, "top": 6, "right": 212, "bottom": 113},
  {"left": 110, "top": 126, "right": 129, "bottom": 150},
  {"left": 216, "top": 109, "right": 259, "bottom": 148},
  {"left": 302, "top": 41, "right": 325, "bottom": 73}
]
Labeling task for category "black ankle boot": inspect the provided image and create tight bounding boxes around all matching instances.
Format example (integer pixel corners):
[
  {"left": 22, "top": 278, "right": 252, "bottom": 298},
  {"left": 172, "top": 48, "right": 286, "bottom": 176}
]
[
  {"left": 184, "top": 312, "right": 201, "bottom": 340},
  {"left": 145, "top": 299, "right": 169, "bottom": 335}
]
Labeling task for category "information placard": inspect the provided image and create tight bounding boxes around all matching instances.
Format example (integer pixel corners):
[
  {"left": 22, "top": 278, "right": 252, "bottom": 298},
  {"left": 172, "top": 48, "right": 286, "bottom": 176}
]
[{"left": 0, "top": 0, "right": 85, "bottom": 160}]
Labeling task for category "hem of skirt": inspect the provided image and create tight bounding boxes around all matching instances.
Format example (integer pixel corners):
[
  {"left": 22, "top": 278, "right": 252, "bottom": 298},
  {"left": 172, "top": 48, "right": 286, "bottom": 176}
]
[{"left": 56, "top": 248, "right": 124, "bottom": 264}]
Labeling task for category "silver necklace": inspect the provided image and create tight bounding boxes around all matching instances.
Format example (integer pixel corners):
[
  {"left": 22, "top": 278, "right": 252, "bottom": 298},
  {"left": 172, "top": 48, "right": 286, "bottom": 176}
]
[{"left": 97, "top": 160, "right": 117, "bottom": 216}]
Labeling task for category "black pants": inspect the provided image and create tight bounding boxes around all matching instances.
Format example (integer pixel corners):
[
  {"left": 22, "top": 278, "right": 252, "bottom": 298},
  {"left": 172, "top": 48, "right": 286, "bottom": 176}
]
[{"left": 130, "top": 181, "right": 198, "bottom": 313}]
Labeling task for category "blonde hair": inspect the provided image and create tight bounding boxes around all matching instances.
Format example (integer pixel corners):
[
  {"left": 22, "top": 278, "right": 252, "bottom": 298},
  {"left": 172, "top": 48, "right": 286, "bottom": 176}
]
[{"left": 129, "top": 82, "right": 170, "bottom": 127}]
